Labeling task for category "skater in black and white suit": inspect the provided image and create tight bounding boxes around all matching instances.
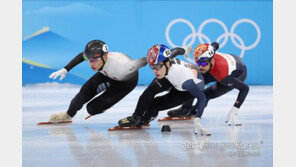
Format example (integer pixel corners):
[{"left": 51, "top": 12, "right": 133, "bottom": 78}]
[
  {"left": 118, "top": 44, "right": 210, "bottom": 135},
  {"left": 48, "top": 40, "right": 147, "bottom": 123}
]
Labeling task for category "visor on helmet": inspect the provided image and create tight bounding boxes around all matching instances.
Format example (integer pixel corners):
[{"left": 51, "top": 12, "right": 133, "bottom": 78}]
[
  {"left": 149, "top": 63, "right": 165, "bottom": 70},
  {"left": 197, "top": 57, "right": 210, "bottom": 67}
]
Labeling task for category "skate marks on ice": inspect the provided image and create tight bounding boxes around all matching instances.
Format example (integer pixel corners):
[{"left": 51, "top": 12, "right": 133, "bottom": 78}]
[
  {"left": 23, "top": 119, "right": 272, "bottom": 167},
  {"left": 23, "top": 85, "right": 273, "bottom": 167},
  {"left": 28, "top": 125, "right": 188, "bottom": 167}
]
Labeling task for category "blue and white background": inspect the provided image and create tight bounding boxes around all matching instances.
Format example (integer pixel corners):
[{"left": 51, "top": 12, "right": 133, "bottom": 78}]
[{"left": 22, "top": 0, "right": 273, "bottom": 85}]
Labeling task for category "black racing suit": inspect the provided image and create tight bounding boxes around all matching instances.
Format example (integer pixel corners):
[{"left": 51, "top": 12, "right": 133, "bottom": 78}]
[{"left": 63, "top": 52, "right": 139, "bottom": 117}]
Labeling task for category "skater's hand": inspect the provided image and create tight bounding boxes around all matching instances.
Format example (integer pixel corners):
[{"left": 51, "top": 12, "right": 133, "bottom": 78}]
[
  {"left": 49, "top": 68, "right": 68, "bottom": 81},
  {"left": 184, "top": 45, "right": 193, "bottom": 58},
  {"left": 225, "top": 106, "right": 241, "bottom": 126}
]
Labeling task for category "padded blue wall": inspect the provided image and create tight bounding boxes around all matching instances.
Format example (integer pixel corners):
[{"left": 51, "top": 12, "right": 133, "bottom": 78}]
[{"left": 23, "top": 0, "right": 272, "bottom": 85}]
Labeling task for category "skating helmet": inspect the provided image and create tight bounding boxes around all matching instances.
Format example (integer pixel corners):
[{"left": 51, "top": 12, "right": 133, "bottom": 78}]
[
  {"left": 193, "top": 42, "right": 219, "bottom": 63},
  {"left": 147, "top": 44, "right": 171, "bottom": 65},
  {"left": 83, "top": 40, "right": 109, "bottom": 60}
]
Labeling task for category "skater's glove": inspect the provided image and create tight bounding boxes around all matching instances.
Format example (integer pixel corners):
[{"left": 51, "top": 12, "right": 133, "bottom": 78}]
[
  {"left": 49, "top": 68, "right": 68, "bottom": 81},
  {"left": 184, "top": 45, "right": 193, "bottom": 58},
  {"left": 225, "top": 106, "right": 241, "bottom": 126}
]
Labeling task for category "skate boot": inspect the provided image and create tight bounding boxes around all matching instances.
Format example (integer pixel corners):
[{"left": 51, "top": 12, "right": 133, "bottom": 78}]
[
  {"left": 49, "top": 112, "right": 72, "bottom": 123},
  {"left": 139, "top": 112, "right": 158, "bottom": 126},
  {"left": 118, "top": 114, "right": 142, "bottom": 127},
  {"left": 167, "top": 107, "right": 191, "bottom": 117},
  {"left": 194, "top": 117, "right": 211, "bottom": 136},
  {"left": 188, "top": 109, "right": 196, "bottom": 117}
]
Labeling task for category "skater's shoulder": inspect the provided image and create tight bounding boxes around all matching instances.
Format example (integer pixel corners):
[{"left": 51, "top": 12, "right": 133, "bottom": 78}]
[
  {"left": 170, "top": 60, "right": 196, "bottom": 73},
  {"left": 108, "top": 52, "right": 126, "bottom": 57},
  {"left": 107, "top": 52, "right": 132, "bottom": 61},
  {"left": 167, "top": 63, "right": 190, "bottom": 79}
]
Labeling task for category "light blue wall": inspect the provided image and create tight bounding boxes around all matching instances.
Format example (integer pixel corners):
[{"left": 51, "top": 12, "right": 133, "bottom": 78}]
[{"left": 23, "top": 0, "right": 273, "bottom": 85}]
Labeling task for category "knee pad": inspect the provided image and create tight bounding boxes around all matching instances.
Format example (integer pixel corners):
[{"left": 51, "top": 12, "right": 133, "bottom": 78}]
[{"left": 86, "top": 101, "right": 108, "bottom": 116}]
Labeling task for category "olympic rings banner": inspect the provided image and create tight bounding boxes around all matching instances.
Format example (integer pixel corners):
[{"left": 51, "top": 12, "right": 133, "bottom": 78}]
[{"left": 23, "top": 0, "right": 273, "bottom": 85}]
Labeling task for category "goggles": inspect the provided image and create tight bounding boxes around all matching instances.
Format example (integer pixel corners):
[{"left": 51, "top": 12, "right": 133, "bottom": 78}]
[
  {"left": 197, "top": 61, "right": 209, "bottom": 67},
  {"left": 149, "top": 63, "right": 164, "bottom": 70},
  {"left": 88, "top": 56, "right": 101, "bottom": 63},
  {"left": 84, "top": 53, "right": 102, "bottom": 64},
  {"left": 197, "top": 57, "right": 210, "bottom": 67}
]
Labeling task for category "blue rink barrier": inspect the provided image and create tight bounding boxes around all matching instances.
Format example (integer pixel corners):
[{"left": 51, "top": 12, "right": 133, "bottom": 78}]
[{"left": 22, "top": 0, "right": 273, "bottom": 85}]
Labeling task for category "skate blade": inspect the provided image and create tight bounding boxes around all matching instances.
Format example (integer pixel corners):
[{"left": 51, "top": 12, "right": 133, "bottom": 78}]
[
  {"left": 108, "top": 126, "right": 144, "bottom": 131},
  {"left": 85, "top": 115, "right": 92, "bottom": 120},
  {"left": 194, "top": 130, "right": 211, "bottom": 136},
  {"left": 37, "top": 121, "right": 72, "bottom": 125},
  {"left": 226, "top": 123, "right": 242, "bottom": 126},
  {"left": 158, "top": 116, "right": 193, "bottom": 121},
  {"left": 201, "top": 133, "right": 211, "bottom": 136},
  {"left": 195, "top": 132, "right": 211, "bottom": 136}
]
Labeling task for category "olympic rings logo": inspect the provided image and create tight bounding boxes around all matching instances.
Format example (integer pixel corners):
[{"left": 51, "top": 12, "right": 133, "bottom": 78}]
[{"left": 165, "top": 18, "right": 261, "bottom": 63}]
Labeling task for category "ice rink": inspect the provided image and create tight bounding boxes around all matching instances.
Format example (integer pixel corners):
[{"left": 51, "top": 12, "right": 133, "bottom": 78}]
[{"left": 22, "top": 84, "right": 273, "bottom": 167}]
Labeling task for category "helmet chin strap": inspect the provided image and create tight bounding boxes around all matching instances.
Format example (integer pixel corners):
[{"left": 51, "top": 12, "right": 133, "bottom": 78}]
[
  {"left": 97, "top": 54, "right": 107, "bottom": 71},
  {"left": 209, "top": 62, "right": 213, "bottom": 70},
  {"left": 164, "top": 64, "right": 169, "bottom": 76},
  {"left": 208, "top": 57, "right": 214, "bottom": 71},
  {"left": 164, "top": 59, "right": 171, "bottom": 76}
]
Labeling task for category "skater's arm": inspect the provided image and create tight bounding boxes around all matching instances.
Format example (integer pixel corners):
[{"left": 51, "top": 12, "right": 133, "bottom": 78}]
[
  {"left": 127, "top": 57, "right": 148, "bottom": 74},
  {"left": 64, "top": 52, "right": 85, "bottom": 72},
  {"left": 182, "top": 79, "right": 207, "bottom": 117},
  {"left": 221, "top": 76, "right": 249, "bottom": 108},
  {"left": 170, "top": 46, "right": 192, "bottom": 58},
  {"left": 170, "top": 47, "right": 185, "bottom": 58}
]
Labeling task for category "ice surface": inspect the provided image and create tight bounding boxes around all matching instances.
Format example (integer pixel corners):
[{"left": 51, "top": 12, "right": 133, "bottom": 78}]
[{"left": 23, "top": 85, "right": 273, "bottom": 167}]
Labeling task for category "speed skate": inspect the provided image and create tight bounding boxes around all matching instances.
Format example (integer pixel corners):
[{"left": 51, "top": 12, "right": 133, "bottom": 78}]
[
  {"left": 158, "top": 116, "right": 194, "bottom": 121},
  {"left": 108, "top": 124, "right": 150, "bottom": 131},
  {"left": 37, "top": 121, "right": 73, "bottom": 125}
]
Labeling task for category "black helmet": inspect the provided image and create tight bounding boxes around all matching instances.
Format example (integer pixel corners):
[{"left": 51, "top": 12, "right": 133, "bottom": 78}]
[
  {"left": 210, "top": 42, "right": 219, "bottom": 52},
  {"left": 83, "top": 40, "right": 109, "bottom": 59}
]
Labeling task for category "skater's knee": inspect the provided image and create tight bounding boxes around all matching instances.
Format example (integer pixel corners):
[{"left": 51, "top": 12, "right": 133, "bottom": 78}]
[
  {"left": 86, "top": 102, "right": 107, "bottom": 115},
  {"left": 243, "top": 84, "right": 249, "bottom": 93}
]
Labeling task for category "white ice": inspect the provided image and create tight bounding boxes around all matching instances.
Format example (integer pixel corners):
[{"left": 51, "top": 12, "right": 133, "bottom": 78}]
[{"left": 23, "top": 84, "right": 273, "bottom": 167}]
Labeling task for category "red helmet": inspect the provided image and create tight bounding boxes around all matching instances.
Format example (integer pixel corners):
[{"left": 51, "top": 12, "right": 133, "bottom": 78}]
[{"left": 147, "top": 44, "right": 171, "bottom": 65}]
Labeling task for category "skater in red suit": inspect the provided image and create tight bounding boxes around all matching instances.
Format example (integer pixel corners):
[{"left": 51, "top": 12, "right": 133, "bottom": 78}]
[{"left": 167, "top": 42, "right": 249, "bottom": 126}]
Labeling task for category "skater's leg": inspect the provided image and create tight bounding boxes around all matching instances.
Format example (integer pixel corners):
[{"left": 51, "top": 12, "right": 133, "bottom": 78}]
[
  {"left": 118, "top": 77, "right": 173, "bottom": 127},
  {"left": 181, "top": 99, "right": 195, "bottom": 109},
  {"left": 204, "top": 82, "right": 233, "bottom": 101},
  {"left": 87, "top": 73, "right": 138, "bottom": 115},
  {"left": 66, "top": 73, "right": 112, "bottom": 117},
  {"left": 133, "top": 78, "right": 173, "bottom": 116},
  {"left": 141, "top": 90, "right": 194, "bottom": 123},
  {"left": 148, "top": 89, "right": 194, "bottom": 117},
  {"left": 166, "top": 99, "right": 194, "bottom": 117},
  {"left": 204, "top": 65, "right": 247, "bottom": 104}
]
